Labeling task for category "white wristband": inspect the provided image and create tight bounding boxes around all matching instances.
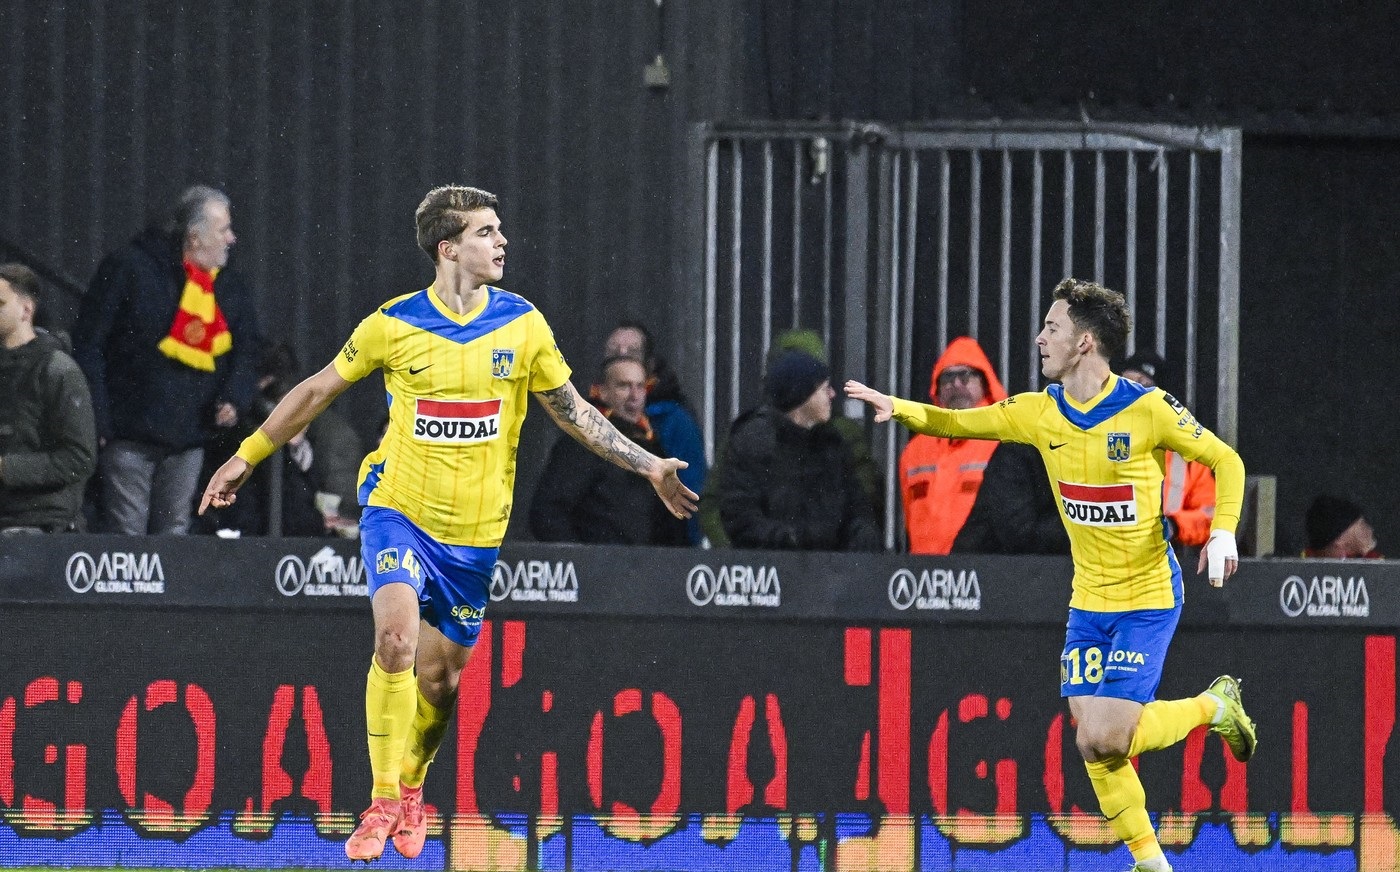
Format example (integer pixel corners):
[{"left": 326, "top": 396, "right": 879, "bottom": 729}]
[{"left": 1206, "top": 529, "right": 1238, "bottom": 582}]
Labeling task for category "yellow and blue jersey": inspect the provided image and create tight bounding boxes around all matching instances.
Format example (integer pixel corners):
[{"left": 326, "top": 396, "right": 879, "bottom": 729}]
[
  {"left": 333, "top": 286, "right": 571, "bottom": 546},
  {"left": 891, "top": 376, "right": 1244, "bottom": 612}
]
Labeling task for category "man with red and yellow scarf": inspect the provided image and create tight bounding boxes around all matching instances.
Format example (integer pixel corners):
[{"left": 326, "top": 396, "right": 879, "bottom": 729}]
[{"left": 73, "top": 186, "right": 259, "bottom": 535}]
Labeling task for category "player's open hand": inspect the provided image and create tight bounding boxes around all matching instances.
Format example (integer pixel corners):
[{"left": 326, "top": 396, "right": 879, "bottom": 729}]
[
  {"left": 198, "top": 456, "right": 253, "bottom": 515},
  {"left": 1198, "top": 529, "right": 1239, "bottom": 587},
  {"left": 650, "top": 458, "right": 699, "bottom": 519},
  {"left": 844, "top": 380, "right": 894, "bottom": 423}
]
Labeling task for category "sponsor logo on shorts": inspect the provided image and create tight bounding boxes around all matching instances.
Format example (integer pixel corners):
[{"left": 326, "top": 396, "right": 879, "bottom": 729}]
[
  {"left": 375, "top": 548, "right": 399, "bottom": 574},
  {"left": 451, "top": 603, "right": 486, "bottom": 623},
  {"left": 65, "top": 551, "right": 166, "bottom": 595},
  {"left": 1280, "top": 574, "right": 1370, "bottom": 618},
  {"left": 685, "top": 564, "right": 781, "bottom": 608},
  {"left": 1058, "top": 481, "right": 1137, "bottom": 527},
  {"left": 491, "top": 559, "right": 579, "bottom": 603},
  {"left": 276, "top": 546, "right": 368, "bottom": 597},
  {"left": 492, "top": 348, "right": 515, "bottom": 379},
  {"left": 887, "top": 568, "right": 981, "bottom": 611},
  {"left": 1106, "top": 648, "right": 1149, "bottom": 674},
  {"left": 413, "top": 398, "right": 502, "bottom": 443}
]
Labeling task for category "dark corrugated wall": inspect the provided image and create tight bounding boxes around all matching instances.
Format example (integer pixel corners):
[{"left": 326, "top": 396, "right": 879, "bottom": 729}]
[{"left": 0, "top": 0, "right": 743, "bottom": 534}]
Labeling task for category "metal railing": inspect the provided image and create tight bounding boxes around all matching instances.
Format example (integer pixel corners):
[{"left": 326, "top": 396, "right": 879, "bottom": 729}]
[{"left": 690, "top": 120, "right": 1243, "bottom": 550}]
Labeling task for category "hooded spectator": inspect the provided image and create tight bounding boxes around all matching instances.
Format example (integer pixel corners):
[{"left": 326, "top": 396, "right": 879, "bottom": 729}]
[{"left": 899, "top": 336, "right": 1006, "bottom": 554}]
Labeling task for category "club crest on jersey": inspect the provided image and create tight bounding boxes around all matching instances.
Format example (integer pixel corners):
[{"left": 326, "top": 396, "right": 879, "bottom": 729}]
[
  {"left": 1106, "top": 432, "right": 1131, "bottom": 462},
  {"left": 1058, "top": 481, "right": 1137, "bottom": 526},
  {"left": 414, "top": 398, "right": 502, "bottom": 443},
  {"left": 492, "top": 348, "right": 515, "bottom": 379}
]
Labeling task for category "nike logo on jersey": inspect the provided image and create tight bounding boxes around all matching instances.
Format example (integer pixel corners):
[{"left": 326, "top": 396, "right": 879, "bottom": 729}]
[
  {"left": 408, "top": 364, "right": 432, "bottom": 375},
  {"left": 1049, "top": 441, "right": 1067, "bottom": 450}
]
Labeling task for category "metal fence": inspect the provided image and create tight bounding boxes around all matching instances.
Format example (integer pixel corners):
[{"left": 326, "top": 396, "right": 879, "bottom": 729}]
[{"left": 693, "top": 120, "right": 1242, "bottom": 549}]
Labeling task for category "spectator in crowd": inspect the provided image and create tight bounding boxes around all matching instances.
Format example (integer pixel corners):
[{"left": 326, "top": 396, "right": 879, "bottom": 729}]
[
  {"left": 899, "top": 336, "right": 1006, "bottom": 554},
  {"left": 716, "top": 349, "right": 879, "bottom": 551},
  {"left": 255, "top": 340, "right": 364, "bottom": 528},
  {"left": 602, "top": 320, "right": 707, "bottom": 542},
  {"left": 0, "top": 264, "right": 97, "bottom": 533},
  {"left": 1303, "top": 494, "right": 1382, "bottom": 559},
  {"left": 73, "top": 185, "right": 259, "bottom": 534},
  {"left": 530, "top": 356, "right": 688, "bottom": 545},
  {"left": 1120, "top": 351, "right": 1216, "bottom": 548},
  {"left": 701, "top": 328, "right": 878, "bottom": 546},
  {"left": 952, "top": 442, "right": 1070, "bottom": 555},
  {"left": 196, "top": 340, "right": 357, "bottom": 538}
]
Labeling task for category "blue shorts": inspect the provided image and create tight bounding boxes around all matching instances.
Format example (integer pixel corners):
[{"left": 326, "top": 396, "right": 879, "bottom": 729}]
[
  {"left": 359, "top": 506, "right": 497, "bottom": 648},
  {"left": 1059, "top": 606, "right": 1181, "bottom": 703}
]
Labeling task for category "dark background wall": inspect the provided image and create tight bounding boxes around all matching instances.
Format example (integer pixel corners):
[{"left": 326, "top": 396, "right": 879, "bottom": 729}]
[{"left": 2, "top": 1, "right": 1396, "bottom": 552}]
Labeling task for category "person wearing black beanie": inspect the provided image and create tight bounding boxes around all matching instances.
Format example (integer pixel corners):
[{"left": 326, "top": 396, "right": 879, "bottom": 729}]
[
  {"left": 764, "top": 350, "right": 832, "bottom": 415},
  {"left": 714, "top": 350, "right": 880, "bottom": 552},
  {"left": 1303, "top": 494, "right": 1382, "bottom": 558}
]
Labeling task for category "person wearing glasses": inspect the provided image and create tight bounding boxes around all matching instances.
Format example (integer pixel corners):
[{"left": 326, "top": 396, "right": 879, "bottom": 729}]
[
  {"left": 898, "top": 336, "right": 1006, "bottom": 554},
  {"left": 198, "top": 185, "right": 697, "bottom": 862}
]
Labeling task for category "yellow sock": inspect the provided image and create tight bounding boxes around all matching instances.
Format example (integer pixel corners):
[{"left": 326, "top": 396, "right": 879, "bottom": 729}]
[
  {"left": 1085, "top": 757, "right": 1163, "bottom": 864},
  {"left": 401, "top": 687, "right": 454, "bottom": 789},
  {"left": 366, "top": 656, "right": 417, "bottom": 800},
  {"left": 1126, "top": 695, "right": 1216, "bottom": 758}
]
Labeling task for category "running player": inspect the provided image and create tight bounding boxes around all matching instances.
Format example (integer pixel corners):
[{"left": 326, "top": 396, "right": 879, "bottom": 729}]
[
  {"left": 199, "top": 185, "right": 697, "bottom": 862},
  {"left": 846, "top": 279, "right": 1255, "bottom": 872}
]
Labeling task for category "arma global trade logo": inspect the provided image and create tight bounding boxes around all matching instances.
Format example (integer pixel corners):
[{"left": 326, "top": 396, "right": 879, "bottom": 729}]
[
  {"left": 274, "top": 546, "right": 367, "bottom": 597},
  {"left": 65, "top": 551, "right": 166, "bottom": 595},
  {"left": 1279, "top": 574, "right": 1370, "bottom": 618},
  {"left": 887, "top": 567, "right": 981, "bottom": 611},
  {"left": 685, "top": 564, "right": 781, "bottom": 608},
  {"left": 490, "top": 559, "right": 579, "bottom": 603}
]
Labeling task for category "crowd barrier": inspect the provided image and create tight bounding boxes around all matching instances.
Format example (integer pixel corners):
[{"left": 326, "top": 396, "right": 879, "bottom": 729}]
[{"left": 1, "top": 536, "right": 1396, "bottom": 871}]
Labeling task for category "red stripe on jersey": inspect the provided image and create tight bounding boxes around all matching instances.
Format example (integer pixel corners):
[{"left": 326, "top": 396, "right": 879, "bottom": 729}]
[
  {"left": 1057, "top": 481, "right": 1134, "bottom": 502},
  {"left": 416, "top": 398, "right": 503, "bottom": 418}
]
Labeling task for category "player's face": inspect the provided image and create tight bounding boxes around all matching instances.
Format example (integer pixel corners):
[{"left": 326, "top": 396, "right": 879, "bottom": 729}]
[
  {"left": 444, "top": 208, "right": 507, "bottom": 286},
  {"left": 185, "top": 201, "right": 236, "bottom": 270},
  {"left": 794, "top": 379, "right": 834, "bottom": 425},
  {"left": 1036, "top": 300, "right": 1084, "bottom": 381},
  {"left": 598, "top": 359, "right": 648, "bottom": 423}
]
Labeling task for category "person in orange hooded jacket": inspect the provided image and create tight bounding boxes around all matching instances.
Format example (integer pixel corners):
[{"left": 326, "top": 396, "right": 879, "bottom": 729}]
[
  {"left": 1120, "top": 352, "right": 1216, "bottom": 547},
  {"left": 899, "top": 337, "right": 1005, "bottom": 554}
]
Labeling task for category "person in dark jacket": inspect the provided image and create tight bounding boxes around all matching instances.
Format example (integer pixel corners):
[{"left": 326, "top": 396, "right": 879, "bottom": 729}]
[
  {"left": 603, "top": 321, "right": 707, "bottom": 543},
  {"left": 700, "top": 328, "right": 879, "bottom": 547},
  {"left": 73, "top": 185, "right": 259, "bottom": 535},
  {"left": 717, "top": 350, "right": 880, "bottom": 551},
  {"left": 530, "top": 356, "right": 689, "bottom": 545},
  {"left": 951, "top": 441, "right": 1070, "bottom": 555},
  {"left": 0, "top": 264, "right": 97, "bottom": 533}
]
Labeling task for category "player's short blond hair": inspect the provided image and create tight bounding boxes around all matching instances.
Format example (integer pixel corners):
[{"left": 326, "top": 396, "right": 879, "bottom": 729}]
[
  {"left": 415, "top": 185, "right": 499, "bottom": 262},
  {"left": 1053, "top": 278, "right": 1132, "bottom": 361}
]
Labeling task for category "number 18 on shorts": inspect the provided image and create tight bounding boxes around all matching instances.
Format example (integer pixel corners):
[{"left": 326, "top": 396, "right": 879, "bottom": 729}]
[{"left": 1059, "top": 606, "right": 1181, "bottom": 704}]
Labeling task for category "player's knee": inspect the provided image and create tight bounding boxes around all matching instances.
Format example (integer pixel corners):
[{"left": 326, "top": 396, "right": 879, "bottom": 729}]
[
  {"left": 1075, "top": 725, "right": 1131, "bottom": 762},
  {"left": 373, "top": 629, "right": 416, "bottom": 673}
]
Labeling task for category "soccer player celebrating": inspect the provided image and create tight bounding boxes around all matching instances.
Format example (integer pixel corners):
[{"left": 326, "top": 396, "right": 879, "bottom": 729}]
[
  {"left": 199, "top": 186, "right": 697, "bottom": 862},
  {"left": 846, "top": 279, "right": 1255, "bottom": 872}
]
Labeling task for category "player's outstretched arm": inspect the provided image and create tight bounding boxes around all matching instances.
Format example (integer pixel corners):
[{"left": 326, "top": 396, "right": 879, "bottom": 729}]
[
  {"left": 844, "top": 381, "right": 895, "bottom": 423},
  {"left": 199, "top": 363, "right": 353, "bottom": 515},
  {"left": 534, "top": 381, "right": 698, "bottom": 519}
]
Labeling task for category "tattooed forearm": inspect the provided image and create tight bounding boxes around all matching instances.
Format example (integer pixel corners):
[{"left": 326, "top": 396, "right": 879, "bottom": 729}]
[{"left": 537, "top": 384, "right": 658, "bottom": 476}]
